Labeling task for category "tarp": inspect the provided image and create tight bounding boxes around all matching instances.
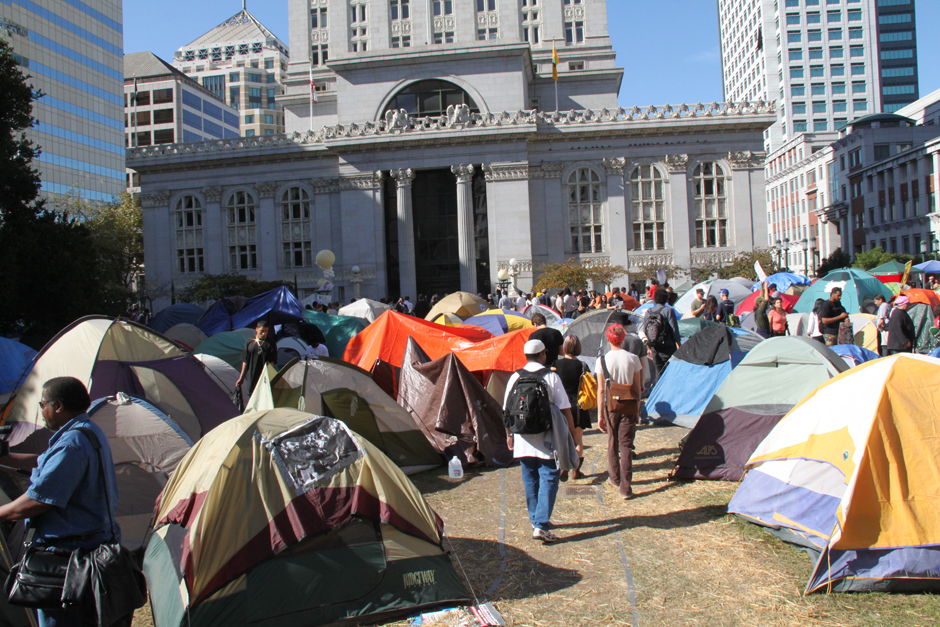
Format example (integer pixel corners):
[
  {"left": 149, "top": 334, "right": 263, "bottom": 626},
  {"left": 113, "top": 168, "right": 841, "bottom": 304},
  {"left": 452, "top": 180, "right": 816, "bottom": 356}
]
[
  {"left": 829, "top": 344, "right": 880, "bottom": 368},
  {"left": 793, "top": 268, "right": 894, "bottom": 315},
  {"left": 1, "top": 317, "right": 238, "bottom": 452},
  {"left": 150, "top": 303, "right": 205, "bottom": 334},
  {"left": 197, "top": 287, "right": 303, "bottom": 336},
  {"left": 337, "top": 298, "right": 392, "bottom": 322},
  {"left": 900, "top": 288, "right": 940, "bottom": 309},
  {"left": 194, "top": 296, "right": 248, "bottom": 333},
  {"left": 673, "top": 280, "right": 753, "bottom": 316},
  {"left": 424, "top": 292, "right": 490, "bottom": 321},
  {"left": 452, "top": 328, "right": 536, "bottom": 374},
  {"left": 303, "top": 310, "right": 369, "bottom": 358},
  {"left": 145, "top": 409, "right": 468, "bottom": 627},
  {"left": 245, "top": 359, "right": 441, "bottom": 473},
  {"left": 0, "top": 337, "right": 36, "bottom": 394},
  {"left": 735, "top": 291, "right": 799, "bottom": 315},
  {"left": 192, "top": 328, "right": 257, "bottom": 370},
  {"left": 729, "top": 354, "right": 940, "bottom": 593},
  {"left": 750, "top": 273, "right": 811, "bottom": 293},
  {"left": 398, "top": 339, "right": 512, "bottom": 468},
  {"left": 669, "top": 336, "right": 847, "bottom": 481},
  {"left": 463, "top": 309, "right": 533, "bottom": 336},
  {"left": 164, "top": 323, "right": 208, "bottom": 352},
  {"left": 915, "top": 260, "right": 940, "bottom": 273}
]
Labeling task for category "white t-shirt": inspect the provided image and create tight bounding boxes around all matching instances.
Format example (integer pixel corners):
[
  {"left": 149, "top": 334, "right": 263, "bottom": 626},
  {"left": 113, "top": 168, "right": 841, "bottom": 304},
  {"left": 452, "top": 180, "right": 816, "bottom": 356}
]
[
  {"left": 515, "top": 296, "right": 527, "bottom": 311},
  {"left": 305, "top": 344, "right": 330, "bottom": 358},
  {"left": 503, "top": 362, "right": 570, "bottom": 460},
  {"left": 594, "top": 348, "right": 642, "bottom": 385}
]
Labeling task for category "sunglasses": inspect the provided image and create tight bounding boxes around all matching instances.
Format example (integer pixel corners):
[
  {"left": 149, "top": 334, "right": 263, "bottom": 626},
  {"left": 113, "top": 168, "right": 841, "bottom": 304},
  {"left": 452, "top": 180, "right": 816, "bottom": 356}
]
[{"left": 38, "top": 400, "right": 55, "bottom": 409}]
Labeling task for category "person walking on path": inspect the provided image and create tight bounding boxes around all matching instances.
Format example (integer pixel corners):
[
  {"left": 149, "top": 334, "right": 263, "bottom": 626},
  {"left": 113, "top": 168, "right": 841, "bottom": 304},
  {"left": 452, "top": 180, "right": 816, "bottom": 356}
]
[
  {"left": 503, "top": 340, "right": 576, "bottom": 544},
  {"left": 886, "top": 295, "right": 916, "bottom": 354},
  {"left": 595, "top": 324, "right": 643, "bottom": 500},
  {"left": 552, "top": 335, "right": 590, "bottom": 478},
  {"left": 236, "top": 320, "right": 278, "bottom": 394},
  {"left": 818, "top": 288, "right": 848, "bottom": 347},
  {"left": 637, "top": 287, "right": 680, "bottom": 389}
]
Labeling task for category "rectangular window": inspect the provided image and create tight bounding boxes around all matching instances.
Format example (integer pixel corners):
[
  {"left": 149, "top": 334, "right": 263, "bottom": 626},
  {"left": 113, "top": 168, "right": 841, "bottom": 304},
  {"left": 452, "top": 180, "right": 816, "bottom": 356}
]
[
  {"left": 810, "top": 65, "right": 824, "bottom": 77},
  {"left": 827, "top": 10, "right": 840, "bottom": 21},
  {"left": 832, "top": 82, "right": 846, "bottom": 94},
  {"left": 881, "top": 49, "right": 914, "bottom": 60},
  {"left": 792, "top": 103, "right": 807, "bottom": 114},
  {"left": 432, "top": 0, "right": 452, "bottom": 15},
  {"left": 847, "top": 10, "right": 861, "bottom": 20},
  {"left": 176, "top": 203, "right": 204, "bottom": 274},
  {"left": 808, "top": 30, "right": 822, "bottom": 42},
  {"left": 229, "top": 72, "right": 239, "bottom": 83},
  {"left": 245, "top": 114, "right": 254, "bottom": 123},
  {"left": 829, "top": 28, "right": 842, "bottom": 40},
  {"left": 310, "top": 7, "right": 328, "bottom": 28},
  {"left": 390, "top": 0, "right": 410, "bottom": 20},
  {"left": 248, "top": 87, "right": 262, "bottom": 108},
  {"left": 229, "top": 87, "right": 240, "bottom": 109},
  {"left": 809, "top": 47, "right": 823, "bottom": 60},
  {"left": 790, "top": 50, "right": 803, "bottom": 61},
  {"left": 391, "top": 35, "right": 412, "bottom": 48},
  {"left": 878, "top": 12, "right": 912, "bottom": 24},
  {"left": 883, "top": 85, "right": 917, "bottom": 95},
  {"left": 786, "top": 0, "right": 799, "bottom": 5},
  {"left": 848, "top": 28, "right": 863, "bottom": 39},
  {"left": 153, "top": 129, "right": 174, "bottom": 144},
  {"left": 433, "top": 31, "right": 455, "bottom": 44},
  {"left": 787, "top": 14, "right": 800, "bottom": 25},
  {"left": 814, "top": 120, "right": 828, "bottom": 131},
  {"left": 247, "top": 73, "right": 262, "bottom": 83},
  {"left": 792, "top": 84, "right": 806, "bottom": 96},
  {"left": 245, "top": 129, "right": 255, "bottom": 137},
  {"left": 793, "top": 121, "right": 808, "bottom": 132},
  {"left": 152, "top": 108, "right": 173, "bottom": 124},
  {"left": 850, "top": 45, "right": 864, "bottom": 57},
  {"left": 565, "top": 20, "right": 584, "bottom": 44},
  {"left": 833, "top": 101, "right": 847, "bottom": 112},
  {"left": 807, "top": 12, "right": 821, "bottom": 23},
  {"left": 829, "top": 46, "right": 844, "bottom": 58},
  {"left": 133, "top": 110, "right": 150, "bottom": 126},
  {"left": 812, "top": 83, "right": 826, "bottom": 95},
  {"left": 830, "top": 64, "right": 844, "bottom": 76},
  {"left": 788, "top": 31, "right": 802, "bottom": 43},
  {"left": 880, "top": 31, "right": 913, "bottom": 42},
  {"left": 852, "top": 81, "right": 866, "bottom": 93},
  {"left": 813, "top": 102, "right": 827, "bottom": 113},
  {"left": 790, "top": 67, "right": 805, "bottom": 78},
  {"left": 853, "top": 99, "right": 867, "bottom": 111},
  {"left": 153, "top": 89, "right": 173, "bottom": 104},
  {"left": 230, "top": 245, "right": 257, "bottom": 270},
  {"left": 311, "top": 44, "right": 329, "bottom": 66},
  {"left": 264, "top": 114, "right": 274, "bottom": 124}
]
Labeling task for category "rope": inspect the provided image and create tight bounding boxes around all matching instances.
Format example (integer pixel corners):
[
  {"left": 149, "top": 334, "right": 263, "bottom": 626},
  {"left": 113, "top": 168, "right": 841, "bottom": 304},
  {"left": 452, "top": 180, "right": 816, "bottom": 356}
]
[
  {"left": 444, "top": 532, "right": 481, "bottom": 607},
  {"left": 482, "top": 467, "right": 510, "bottom": 600}
]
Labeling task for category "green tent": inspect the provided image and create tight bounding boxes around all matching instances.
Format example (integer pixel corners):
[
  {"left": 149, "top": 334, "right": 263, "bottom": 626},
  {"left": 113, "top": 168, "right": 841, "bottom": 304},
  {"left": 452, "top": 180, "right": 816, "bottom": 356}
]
[
  {"left": 192, "top": 328, "right": 256, "bottom": 369},
  {"left": 303, "top": 311, "right": 369, "bottom": 358},
  {"left": 793, "top": 268, "right": 894, "bottom": 315},
  {"left": 908, "top": 302, "right": 939, "bottom": 354},
  {"left": 869, "top": 259, "right": 924, "bottom": 279},
  {"left": 677, "top": 317, "right": 722, "bottom": 339}
]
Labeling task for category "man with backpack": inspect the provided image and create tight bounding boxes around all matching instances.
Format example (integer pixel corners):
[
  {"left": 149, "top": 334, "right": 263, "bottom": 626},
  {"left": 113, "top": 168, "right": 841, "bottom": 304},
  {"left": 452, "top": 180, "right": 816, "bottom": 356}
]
[
  {"left": 503, "top": 339, "right": 576, "bottom": 544},
  {"left": 638, "top": 288, "right": 680, "bottom": 390},
  {"left": 715, "top": 289, "right": 737, "bottom": 326}
]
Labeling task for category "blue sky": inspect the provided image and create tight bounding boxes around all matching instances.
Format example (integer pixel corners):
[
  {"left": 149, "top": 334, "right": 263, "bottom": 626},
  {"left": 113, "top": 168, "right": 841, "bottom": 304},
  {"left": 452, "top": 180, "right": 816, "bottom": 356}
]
[{"left": 124, "top": 0, "right": 939, "bottom": 109}]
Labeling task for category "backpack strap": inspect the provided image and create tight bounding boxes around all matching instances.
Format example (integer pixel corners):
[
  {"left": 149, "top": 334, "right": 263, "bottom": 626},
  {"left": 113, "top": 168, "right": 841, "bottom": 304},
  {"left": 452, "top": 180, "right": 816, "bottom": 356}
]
[{"left": 73, "top": 426, "right": 118, "bottom": 544}]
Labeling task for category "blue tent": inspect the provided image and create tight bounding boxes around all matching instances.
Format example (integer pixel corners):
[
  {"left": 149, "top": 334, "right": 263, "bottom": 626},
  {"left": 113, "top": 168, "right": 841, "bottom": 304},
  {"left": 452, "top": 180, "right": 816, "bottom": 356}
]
[
  {"left": 149, "top": 303, "right": 205, "bottom": 333},
  {"left": 0, "top": 337, "right": 37, "bottom": 394},
  {"left": 829, "top": 344, "right": 879, "bottom": 368},
  {"left": 197, "top": 287, "right": 303, "bottom": 336},
  {"left": 915, "top": 260, "right": 940, "bottom": 273},
  {"left": 750, "top": 272, "right": 811, "bottom": 293},
  {"left": 793, "top": 268, "right": 893, "bottom": 315}
]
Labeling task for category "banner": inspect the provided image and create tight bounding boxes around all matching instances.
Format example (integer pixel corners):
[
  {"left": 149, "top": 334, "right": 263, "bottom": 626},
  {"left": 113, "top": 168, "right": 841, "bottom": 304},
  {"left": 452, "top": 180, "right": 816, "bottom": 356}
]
[
  {"left": 901, "top": 261, "right": 913, "bottom": 287},
  {"left": 656, "top": 266, "right": 667, "bottom": 286},
  {"left": 754, "top": 261, "right": 767, "bottom": 282}
]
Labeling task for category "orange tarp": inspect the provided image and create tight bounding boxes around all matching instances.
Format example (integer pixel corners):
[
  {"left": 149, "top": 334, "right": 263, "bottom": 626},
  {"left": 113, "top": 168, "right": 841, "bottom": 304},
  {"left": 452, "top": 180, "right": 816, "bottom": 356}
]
[
  {"left": 343, "top": 310, "right": 493, "bottom": 370},
  {"left": 900, "top": 288, "right": 940, "bottom": 308},
  {"left": 452, "top": 328, "right": 535, "bottom": 373}
]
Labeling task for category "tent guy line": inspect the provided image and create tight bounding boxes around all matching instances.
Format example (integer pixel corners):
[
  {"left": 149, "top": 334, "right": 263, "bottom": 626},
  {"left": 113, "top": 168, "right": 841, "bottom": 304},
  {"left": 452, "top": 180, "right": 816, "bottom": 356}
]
[{"left": 482, "top": 467, "right": 510, "bottom": 600}]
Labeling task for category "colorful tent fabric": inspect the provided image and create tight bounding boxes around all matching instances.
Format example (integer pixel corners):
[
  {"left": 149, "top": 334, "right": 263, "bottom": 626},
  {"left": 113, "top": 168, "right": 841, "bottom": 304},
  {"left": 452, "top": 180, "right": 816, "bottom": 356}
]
[
  {"left": 87, "top": 394, "right": 193, "bottom": 550},
  {"left": 829, "top": 344, "right": 880, "bottom": 368},
  {"left": 399, "top": 339, "right": 512, "bottom": 468},
  {"left": 193, "top": 353, "right": 245, "bottom": 398},
  {"left": 900, "top": 288, "right": 940, "bottom": 308},
  {"left": 164, "top": 323, "right": 208, "bottom": 352},
  {"left": 244, "top": 358, "right": 441, "bottom": 473},
  {"left": 192, "top": 328, "right": 257, "bottom": 370},
  {"left": 144, "top": 409, "right": 468, "bottom": 627},
  {"left": 883, "top": 282, "right": 902, "bottom": 296},
  {"left": 643, "top": 326, "right": 749, "bottom": 428},
  {"left": 848, "top": 313, "right": 879, "bottom": 353},
  {"left": 669, "top": 336, "right": 847, "bottom": 482},
  {"left": 424, "top": 292, "right": 490, "bottom": 321},
  {"left": 869, "top": 259, "right": 924, "bottom": 283},
  {"left": 793, "top": 268, "right": 894, "bottom": 315},
  {"left": 674, "top": 280, "right": 753, "bottom": 316},
  {"left": 452, "top": 328, "right": 535, "bottom": 374},
  {"left": 915, "top": 260, "right": 940, "bottom": 273},
  {"left": 197, "top": 287, "right": 303, "bottom": 336},
  {"left": 521, "top": 304, "right": 562, "bottom": 326},
  {"left": 463, "top": 308, "right": 534, "bottom": 336},
  {"left": 735, "top": 291, "right": 799, "bottom": 315},
  {"left": 302, "top": 310, "right": 369, "bottom": 358},
  {"left": 433, "top": 313, "right": 464, "bottom": 326},
  {"left": 150, "top": 303, "right": 205, "bottom": 334},
  {"left": 343, "top": 311, "right": 493, "bottom": 373},
  {"left": 2, "top": 317, "right": 238, "bottom": 453},
  {"left": 729, "top": 354, "right": 940, "bottom": 593},
  {"left": 0, "top": 337, "right": 36, "bottom": 395},
  {"left": 750, "top": 273, "right": 811, "bottom": 293},
  {"left": 337, "top": 298, "right": 393, "bottom": 322}
]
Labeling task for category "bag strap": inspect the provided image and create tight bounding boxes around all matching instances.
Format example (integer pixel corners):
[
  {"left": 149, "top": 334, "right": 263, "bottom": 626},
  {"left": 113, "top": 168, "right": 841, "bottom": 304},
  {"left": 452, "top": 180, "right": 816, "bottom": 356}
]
[{"left": 73, "top": 426, "right": 118, "bottom": 544}]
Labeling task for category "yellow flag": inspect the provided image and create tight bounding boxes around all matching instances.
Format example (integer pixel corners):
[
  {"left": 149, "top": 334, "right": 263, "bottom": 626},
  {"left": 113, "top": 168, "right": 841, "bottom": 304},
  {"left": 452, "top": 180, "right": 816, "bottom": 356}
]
[
  {"left": 901, "top": 260, "right": 913, "bottom": 287},
  {"left": 552, "top": 44, "right": 559, "bottom": 81}
]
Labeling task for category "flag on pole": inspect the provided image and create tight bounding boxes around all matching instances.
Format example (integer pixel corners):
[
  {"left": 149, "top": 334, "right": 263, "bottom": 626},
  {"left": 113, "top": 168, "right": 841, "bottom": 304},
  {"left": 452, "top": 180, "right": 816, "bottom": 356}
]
[
  {"left": 310, "top": 68, "right": 317, "bottom": 104},
  {"left": 901, "top": 260, "right": 913, "bottom": 287},
  {"left": 551, "top": 43, "right": 559, "bottom": 81}
]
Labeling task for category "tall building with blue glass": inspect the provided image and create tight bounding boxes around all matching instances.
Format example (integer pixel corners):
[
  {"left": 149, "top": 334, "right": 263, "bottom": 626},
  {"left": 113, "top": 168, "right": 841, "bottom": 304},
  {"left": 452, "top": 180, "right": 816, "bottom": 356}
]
[{"left": 0, "top": 0, "right": 124, "bottom": 203}]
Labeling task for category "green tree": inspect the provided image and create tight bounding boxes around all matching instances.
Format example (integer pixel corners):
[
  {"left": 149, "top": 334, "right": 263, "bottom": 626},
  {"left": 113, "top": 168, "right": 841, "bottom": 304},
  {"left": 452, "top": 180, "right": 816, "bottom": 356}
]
[
  {"left": 0, "top": 38, "right": 42, "bottom": 224},
  {"left": 715, "top": 249, "right": 779, "bottom": 280},
  {"left": 534, "top": 258, "right": 589, "bottom": 292},
  {"left": 630, "top": 264, "right": 684, "bottom": 285},
  {"left": 852, "top": 246, "right": 894, "bottom": 271},
  {"left": 816, "top": 248, "right": 853, "bottom": 278},
  {"left": 585, "top": 262, "right": 628, "bottom": 291},
  {"left": 179, "top": 274, "right": 295, "bottom": 304}
]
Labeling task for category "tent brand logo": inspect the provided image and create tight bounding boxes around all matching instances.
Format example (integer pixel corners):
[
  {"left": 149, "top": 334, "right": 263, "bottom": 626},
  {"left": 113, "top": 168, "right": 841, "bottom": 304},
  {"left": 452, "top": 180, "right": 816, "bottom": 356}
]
[
  {"left": 696, "top": 445, "right": 718, "bottom": 457},
  {"left": 403, "top": 570, "right": 436, "bottom": 588}
]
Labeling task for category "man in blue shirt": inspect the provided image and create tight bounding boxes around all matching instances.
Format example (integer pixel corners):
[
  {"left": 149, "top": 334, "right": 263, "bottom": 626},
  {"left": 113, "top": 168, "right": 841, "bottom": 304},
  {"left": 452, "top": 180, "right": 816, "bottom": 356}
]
[{"left": 0, "top": 376, "right": 120, "bottom": 627}]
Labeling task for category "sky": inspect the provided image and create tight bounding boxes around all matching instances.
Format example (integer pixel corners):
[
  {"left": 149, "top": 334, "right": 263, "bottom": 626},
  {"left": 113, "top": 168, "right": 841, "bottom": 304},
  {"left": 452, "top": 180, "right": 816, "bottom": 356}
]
[{"left": 123, "top": 0, "right": 940, "bottom": 110}]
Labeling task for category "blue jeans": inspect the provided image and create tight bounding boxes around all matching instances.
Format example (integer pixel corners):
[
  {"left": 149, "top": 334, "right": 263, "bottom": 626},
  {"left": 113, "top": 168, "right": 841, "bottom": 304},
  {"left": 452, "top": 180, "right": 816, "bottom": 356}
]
[
  {"left": 519, "top": 457, "right": 560, "bottom": 531},
  {"left": 38, "top": 608, "right": 95, "bottom": 627}
]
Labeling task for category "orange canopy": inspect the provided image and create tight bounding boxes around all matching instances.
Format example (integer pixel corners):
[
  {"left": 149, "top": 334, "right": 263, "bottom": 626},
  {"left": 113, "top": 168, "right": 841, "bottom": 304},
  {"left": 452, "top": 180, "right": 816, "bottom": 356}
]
[
  {"left": 343, "top": 310, "right": 493, "bottom": 369},
  {"left": 900, "top": 289, "right": 940, "bottom": 308},
  {"left": 452, "top": 328, "right": 535, "bottom": 373}
]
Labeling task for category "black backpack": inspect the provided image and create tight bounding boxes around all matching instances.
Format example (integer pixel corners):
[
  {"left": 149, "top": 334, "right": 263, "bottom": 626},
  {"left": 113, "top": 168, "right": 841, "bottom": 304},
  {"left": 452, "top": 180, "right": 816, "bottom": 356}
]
[
  {"left": 645, "top": 308, "right": 674, "bottom": 352},
  {"left": 502, "top": 369, "right": 553, "bottom": 435}
]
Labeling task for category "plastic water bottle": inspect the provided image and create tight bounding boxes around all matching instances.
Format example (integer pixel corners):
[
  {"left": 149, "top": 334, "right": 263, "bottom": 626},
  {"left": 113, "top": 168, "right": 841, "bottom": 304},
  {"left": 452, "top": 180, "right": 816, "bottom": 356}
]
[{"left": 448, "top": 456, "right": 464, "bottom": 480}]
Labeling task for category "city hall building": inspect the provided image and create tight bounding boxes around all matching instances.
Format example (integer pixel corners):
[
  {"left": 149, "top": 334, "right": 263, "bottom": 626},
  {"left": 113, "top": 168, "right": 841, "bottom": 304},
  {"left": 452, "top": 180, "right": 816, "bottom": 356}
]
[{"left": 129, "top": 0, "right": 775, "bottom": 309}]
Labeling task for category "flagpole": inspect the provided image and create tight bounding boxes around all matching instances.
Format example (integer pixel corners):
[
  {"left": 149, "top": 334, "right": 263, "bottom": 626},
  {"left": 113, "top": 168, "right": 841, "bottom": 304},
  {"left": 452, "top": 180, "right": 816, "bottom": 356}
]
[
  {"left": 555, "top": 78, "right": 559, "bottom": 112},
  {"left": 309, "top": 66, "right": 314, "bottom": 133}
]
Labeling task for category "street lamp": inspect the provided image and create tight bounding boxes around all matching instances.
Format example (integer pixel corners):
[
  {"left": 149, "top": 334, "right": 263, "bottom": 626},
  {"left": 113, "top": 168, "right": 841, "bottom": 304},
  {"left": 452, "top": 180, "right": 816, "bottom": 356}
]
[
  {"left": 809, "top": 236, "right": 817, "bottom": 277},
  {"left": 920, "top": 238, "right": 928, "bottom": 259},
  {"left": 783, "top": 238, "right": 790, "bottom": 272},
  {"left": 350, "top": 265, "right": 362, "bottom": 299},
  {"left": 801, "top": 238, "right": 808, "bottom": 277},
  {"left": 775, "top": 239, "right": 782, "bottom": 270}
]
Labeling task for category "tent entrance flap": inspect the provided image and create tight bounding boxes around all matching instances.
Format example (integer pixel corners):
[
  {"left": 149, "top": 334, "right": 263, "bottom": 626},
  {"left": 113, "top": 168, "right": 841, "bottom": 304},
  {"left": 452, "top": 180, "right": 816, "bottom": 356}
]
[{"left": 266, "top": 416, "right": 363, "bottom": 494}]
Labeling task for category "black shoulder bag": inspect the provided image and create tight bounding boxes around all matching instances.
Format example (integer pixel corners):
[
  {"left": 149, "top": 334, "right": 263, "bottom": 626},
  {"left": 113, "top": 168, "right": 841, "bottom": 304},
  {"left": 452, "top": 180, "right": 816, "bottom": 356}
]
[{"left": 6, "top": 427, "right": 147, "bottom": 626}]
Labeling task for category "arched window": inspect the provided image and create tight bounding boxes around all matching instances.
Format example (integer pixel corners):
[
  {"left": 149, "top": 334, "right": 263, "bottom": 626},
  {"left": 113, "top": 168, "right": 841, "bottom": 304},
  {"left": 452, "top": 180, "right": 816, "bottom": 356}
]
[
  {"left": 567, "top": 168, "right": 603, "bottom": 253},
  {"left": 280, "top": 187, "right": 312, "bottom": 268},
  {"left": 383, "top": 80, "right": 479, "bottom": 118},
  {"left": 630, "top": 165, "right": 666, "bottom": 251},
  {"left": 175, "top": 195, "right": 204, "bottom": 274},
  {"left": 226, "top": 191, "right": 257, "bottom": 270},
  {"left": 693, "top": 162, "right": 729, "bottom": 248}
]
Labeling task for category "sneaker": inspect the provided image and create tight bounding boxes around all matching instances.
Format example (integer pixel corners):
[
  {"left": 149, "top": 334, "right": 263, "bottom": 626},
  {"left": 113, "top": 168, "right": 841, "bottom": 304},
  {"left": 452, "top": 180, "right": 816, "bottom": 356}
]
[{"left": 532, "top": 528, "right": 558, "bottom": 544}]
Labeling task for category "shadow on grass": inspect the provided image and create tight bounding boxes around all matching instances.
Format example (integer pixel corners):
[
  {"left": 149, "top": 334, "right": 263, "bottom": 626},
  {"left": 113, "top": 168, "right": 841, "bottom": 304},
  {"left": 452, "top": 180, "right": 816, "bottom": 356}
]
[{"left": 553, "top": 504, "right": 728, "bottom": 543}]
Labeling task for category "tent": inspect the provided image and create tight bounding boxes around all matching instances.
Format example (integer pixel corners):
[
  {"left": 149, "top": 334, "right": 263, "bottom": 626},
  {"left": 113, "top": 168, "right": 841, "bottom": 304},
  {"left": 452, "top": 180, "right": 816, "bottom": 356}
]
[
  {"left": 432, "top": 313, "right": 463, "bottom": 326},
  {"left": 908, "top": 302, "right": 939, "bottom": 354},
  {"left": 424, "top": 292, "right": 490, "bottom": 321},
  {"left": 562, "top": 309, "right": 638, "bottom": 368},
  {"left": 337, "top": 298, "right": 393, "bottom": 322},
  {"left": 643, "top": 326, "right": 751, "bottom": 428},
  {"left": 900, "top": 288, "right": 940, "bottom": 309},
  {"left": 245, "top": 358, "right": 441, "bottom": 473},
  {"left": 302, "top": 310, "right": 369, "bottom": 358},
  {"left": 728, "top": 277, "right": 757, "bottom": 289},
  {"left": 164, "top": 323, "right": 208, "bottom": 351},
  {"left": 669, "top": 336, "right": 846, "bottom": 481},
  {"left": 634, "top": 301, "right": 679, "bottom": 316},
  {"left": 87, "top": 394, "right": 194, "bottom": 551},
  {"left": 677, "top": 317, "right": 721, "bottom": 339},
  {"left": 829, "top": 344, "right": 880, "bottom": 368},
  {"left": 192, "top": 328, "right": 257, "bottom": 370},
  {"left": 452, "top": 328, "right": 535, "bottom": 375},
  {"left": 193, "top": 353, "right": 245, "bottom": 398},
  {"left": 398, "top": 338, "right": 512, "bottom": 468},
  {"left": 728, "top": 354, "right": 940, "bottom": 593},
  {"left": 197, "top": 287, "right": 303, "bottom": 336},
  {"left": 144, "top": 409, "right": 469, "bottom": 627},
  {"left": 0, "top": 337, "right": 36, "bottom": 397},
  {"left": 869, "top": 259, "right": 924, "bottom": 284},
  {"left": 673, "top": 280, "right": 753, "bottom": 316},
  {"left": 793, "top": 268, "right": 894, "bottom": 315},
  {"left": 2, "top": 317, "right": 239, "bottom": 452},
  {"left": 735, "top": 291, "right": 799, "bottom": 315},
  {"left": 463, "top": 308, "right": 534, "bottom": 336},
  {"left": 670, "top": 279, "right": 694, "bottom": 298},
  {"left": 750, "top": 273, "right": 811, "bottom": 293},
  {"left": 848, "top": 313, "right": 879, "bottom": 353},
  {"left": 149, "top": 303, "right": 205, "bottom": 334},
  {"left": 915, "top": 260, "right": 940, "bottom": 273},
  {"left": 520, "top": 303, "right": 562, "bottom": 326},
  {"left": 883, "top": 282, "right": 902, "bottom": 296}
]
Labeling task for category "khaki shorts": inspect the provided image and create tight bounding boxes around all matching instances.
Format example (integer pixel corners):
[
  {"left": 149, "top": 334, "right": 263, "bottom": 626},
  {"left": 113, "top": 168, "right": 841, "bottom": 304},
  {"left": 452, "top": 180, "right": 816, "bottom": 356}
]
[{"left": 823, "top": 334, "right": 838, "bottom": 346}]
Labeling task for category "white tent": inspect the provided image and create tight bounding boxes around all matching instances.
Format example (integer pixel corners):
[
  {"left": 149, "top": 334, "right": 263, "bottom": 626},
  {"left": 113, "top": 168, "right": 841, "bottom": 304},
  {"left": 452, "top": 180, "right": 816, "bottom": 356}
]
[
  {"left": 338, "top": 298, "right": 393, "bottom": 322},
  {"left": 674, "top": 279, "right": 754, "bottom": 316}
]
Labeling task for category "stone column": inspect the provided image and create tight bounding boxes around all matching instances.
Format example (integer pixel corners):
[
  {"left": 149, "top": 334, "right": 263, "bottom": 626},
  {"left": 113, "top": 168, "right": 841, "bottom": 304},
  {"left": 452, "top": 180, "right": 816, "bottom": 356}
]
[
  {"left": 602, "top": 158, "right": 628, "bottom": 272},
  {"left": 257, "top": 182, "right": 279, "bottom": 281},
  {"left": 390, "top": 168, "right": 417, "bottom": 299},
  {"left": 664, "top": 154, "right": 692, "bottom": 273},
  {"left": 452, "top": 164, "right": 476, "bottom": 293},
  {"left": 932, "top": 150, "right": 940, "bottom": 247},
  {"left": 202, "top": 187, "right": 224, "bottom": 275}
]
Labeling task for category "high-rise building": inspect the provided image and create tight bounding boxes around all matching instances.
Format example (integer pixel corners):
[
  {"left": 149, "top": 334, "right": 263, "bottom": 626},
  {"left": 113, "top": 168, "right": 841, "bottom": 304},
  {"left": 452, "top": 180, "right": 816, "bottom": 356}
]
[
  {"left": 1, "top": 0, "right": 125, "bottom": 203},
  {"left": 718, "top": 0, "right": 920, "bottom": 153},
  {"left": 173, "top": 9, "right": 288, "bottom": 137}
]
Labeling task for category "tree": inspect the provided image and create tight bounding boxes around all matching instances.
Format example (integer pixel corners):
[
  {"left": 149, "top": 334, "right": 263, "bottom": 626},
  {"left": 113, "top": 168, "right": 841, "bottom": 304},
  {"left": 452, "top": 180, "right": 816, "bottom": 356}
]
[
  {"left": 852, "top": 246, "right": 894, "bottom": 271},
  {"left": 585, "top": 262, "right": 628, "bottom": 291},
  {"left": 630, "top": 263, "right": 684, "bottom": 285},
  {"left": 0, "top": 38, "right": 42, "bottom": 224},
  {"left": 715, "top": 249, "right": 779, "bottom": 280},
  {"left": 179, "top": 274, "right": 294, "bottom": 304},
  {"left": 534, "top": 258, "right": 589, "bottom": 292},
  {"left": 815, "top": 248, "right": 853, "bottom": 278}
]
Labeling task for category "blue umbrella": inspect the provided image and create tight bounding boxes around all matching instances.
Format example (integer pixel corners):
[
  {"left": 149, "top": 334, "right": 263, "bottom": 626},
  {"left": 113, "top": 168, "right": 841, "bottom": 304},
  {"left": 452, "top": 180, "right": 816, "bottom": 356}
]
[{"left": 914, "top": 260, "right": 940, "bottom": 273}]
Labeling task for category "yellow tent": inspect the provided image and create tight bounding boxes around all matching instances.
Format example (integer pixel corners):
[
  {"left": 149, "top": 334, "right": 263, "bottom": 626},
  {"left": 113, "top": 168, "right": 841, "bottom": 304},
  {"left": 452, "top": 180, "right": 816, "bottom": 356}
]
[
  {"left": 424, "top": 292, "right": 489, "bottom": 321},
  {"left": 848, "top": 313, "right": 878, "bottom": 353}
]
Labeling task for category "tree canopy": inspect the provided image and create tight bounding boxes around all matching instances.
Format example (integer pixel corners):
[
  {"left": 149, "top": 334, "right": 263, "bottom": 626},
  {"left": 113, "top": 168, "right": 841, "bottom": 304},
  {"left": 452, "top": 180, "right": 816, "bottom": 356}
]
[
  {"left": 179, "top": 274, "right": 295, "bottom": 304},
  {"left": 534, "top": 258, "right": 628, "bottom": 292}
]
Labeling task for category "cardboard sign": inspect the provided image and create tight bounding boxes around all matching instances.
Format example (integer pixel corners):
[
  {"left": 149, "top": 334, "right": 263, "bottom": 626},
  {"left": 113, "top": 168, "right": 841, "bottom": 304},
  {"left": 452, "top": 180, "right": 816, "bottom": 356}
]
[{"left": 754, "top": 261, "right": 767, "bottom": 282}]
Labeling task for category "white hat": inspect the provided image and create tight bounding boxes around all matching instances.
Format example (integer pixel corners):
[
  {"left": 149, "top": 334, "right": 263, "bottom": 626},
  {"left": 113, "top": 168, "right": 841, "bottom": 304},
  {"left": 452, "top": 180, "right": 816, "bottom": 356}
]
[{"left": 523, "top": 339, "right": 546, "bottom": 355}]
